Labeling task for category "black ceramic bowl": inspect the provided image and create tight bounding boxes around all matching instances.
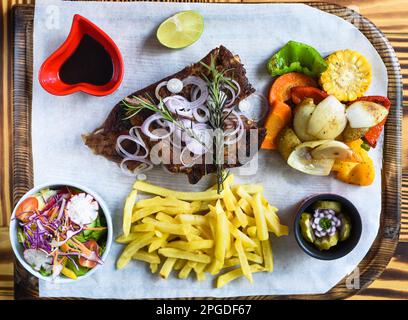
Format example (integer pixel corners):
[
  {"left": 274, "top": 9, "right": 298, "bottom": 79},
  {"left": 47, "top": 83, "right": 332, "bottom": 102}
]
[{"left": 294, "top": 194, "right": 362, "bottom": 260}]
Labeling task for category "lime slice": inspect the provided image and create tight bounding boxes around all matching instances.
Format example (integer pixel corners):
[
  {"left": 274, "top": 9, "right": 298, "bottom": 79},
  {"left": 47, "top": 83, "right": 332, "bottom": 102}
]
[{"left": 157, "top": 11, "right": 204, "bottom": 49}]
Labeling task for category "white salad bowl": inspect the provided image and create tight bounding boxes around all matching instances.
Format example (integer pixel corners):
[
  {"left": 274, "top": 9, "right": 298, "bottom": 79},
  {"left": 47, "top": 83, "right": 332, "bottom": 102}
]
[{"left": 9, "top": 181, "right": 113, "bottom": 283}]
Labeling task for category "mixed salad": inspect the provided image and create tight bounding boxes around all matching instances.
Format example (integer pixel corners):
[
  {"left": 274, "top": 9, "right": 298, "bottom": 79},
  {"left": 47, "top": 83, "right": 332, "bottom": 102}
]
[
  {"left": 262, "top": 40, "right": 390, "bottom": 186},
  {"left": 13, "top": 187, "right": 107, "bottom": 280}
]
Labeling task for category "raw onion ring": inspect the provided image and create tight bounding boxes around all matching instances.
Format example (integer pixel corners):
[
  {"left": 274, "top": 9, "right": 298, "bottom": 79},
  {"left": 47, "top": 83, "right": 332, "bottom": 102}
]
[
  {"left": 223, "top": 110, "right": 242, "bottom": 137},
  {"left": 170, "top": 127, "right": 184, "bottom": 149},
  {"left": 184, "top": 123, "right": 212, "bottom": 155},
  {"left": 163, "top": 95, "right": 192, "bottom": 117},
  {"left": 116, "top": 135, "right": 141, "bottom": 158},
  {"left": 141, "top": 114, "right": 175, "bottom": 140},
  {"left": 231, "top": 79, "right": 241, "bottom": 97},
  {"left": 183, "top": 76, "right": 209, "bottom": 109},
  {"left": 180, "top": 147, "right": 202, "bottom": 167},
  {"left": 128, "top": 127, "right": 149, "bottom": 157},
  {"left": 190, "top": 86, "right": 201, "bottom": 102},
  {"left": 155, "top": 81, "right": 168, "bottom": 100},
  {"left": 223, "top": 85, "right": 237, "bottom": 107},
  {"left": 238, "top": 92, "right": 269, "bottom": 122},
  {"left": 193, "top": 105, "right": 210, "bottom": 123},
  {"left": 120, "top": 158, "right": 153, "bottom": 177},
  {"left": 224, "top": 111, "right": 244, "bottom": 145}
]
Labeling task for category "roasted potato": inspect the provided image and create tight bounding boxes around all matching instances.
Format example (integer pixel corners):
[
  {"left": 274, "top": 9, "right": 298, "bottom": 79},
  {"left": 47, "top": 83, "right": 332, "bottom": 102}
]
[
  {"left": 277, "top": 127, "right": 302, "bottom": 161},
  {"left": 342, "top": 125, "right": 369, "bottom": 142}
]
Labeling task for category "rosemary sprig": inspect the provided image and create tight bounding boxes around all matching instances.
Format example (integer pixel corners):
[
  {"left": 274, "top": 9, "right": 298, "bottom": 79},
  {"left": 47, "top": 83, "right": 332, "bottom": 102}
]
[
  {"left": 122, "top": 55, "right": 237, "bottom": 194},
  {"left": 122, "top": 94, "right": 172, "bottom": 121},
  {"left": 200, "top": 56, "right": 236, "bottom": 193},
  {"left": 122, "top": 95, "right": 206, "bottom": 148}
]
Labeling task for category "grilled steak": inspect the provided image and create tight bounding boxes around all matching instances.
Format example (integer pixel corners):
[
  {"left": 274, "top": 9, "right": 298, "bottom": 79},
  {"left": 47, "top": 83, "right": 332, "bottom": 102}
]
[{"left": 82, "top": 46, "right": 266, "bottom": 184}]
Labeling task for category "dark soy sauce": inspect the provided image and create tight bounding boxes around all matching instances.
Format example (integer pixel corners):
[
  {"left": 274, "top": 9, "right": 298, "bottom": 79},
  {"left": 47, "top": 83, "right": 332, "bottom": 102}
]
[{"left": 59, "top": 34, "right": 113, "bottom": 86}]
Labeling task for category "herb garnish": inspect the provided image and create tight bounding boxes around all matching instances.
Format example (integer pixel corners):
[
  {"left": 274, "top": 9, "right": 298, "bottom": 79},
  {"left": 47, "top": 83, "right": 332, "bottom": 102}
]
[
  {"left": 200, "top": 56, "right": 236, "bottom": 194},
  {"left": 122, "top": 95, "right": 206, "bottom": 148},
  {"left": 319, "top": 217, "right": 332, "bottom": 230},
  {"left": 122, "top": 54, "right": 238, "bottom": 194}
]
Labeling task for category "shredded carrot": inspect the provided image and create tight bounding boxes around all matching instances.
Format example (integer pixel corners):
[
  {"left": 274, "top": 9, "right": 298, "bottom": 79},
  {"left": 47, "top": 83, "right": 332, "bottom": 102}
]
[
  {"left": 59, "top": 256, "right": 68, "bottom": 266},
  {"left": 67, "top": 239, "right": 80, "bottom": 251},
  {"left": 69, "top": 247, "right": 82, "bottom": 254},
  {"left": 48, "top": 207, "right": 59, "bottom": 221},
  {"left": 60, "top": 243, "right": 70, "bottom": 252},
  {"left": 72, "top": 238, "right": 92, "bottom": 256},
  {"left": 66, "top": 240, "right": 82, "bottom": 253}
]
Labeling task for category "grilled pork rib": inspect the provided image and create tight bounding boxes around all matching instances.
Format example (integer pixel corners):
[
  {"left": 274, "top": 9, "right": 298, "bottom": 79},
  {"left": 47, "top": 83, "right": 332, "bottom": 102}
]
[{"left": 82, "top": 46, "right": 266, "bottom": 184}]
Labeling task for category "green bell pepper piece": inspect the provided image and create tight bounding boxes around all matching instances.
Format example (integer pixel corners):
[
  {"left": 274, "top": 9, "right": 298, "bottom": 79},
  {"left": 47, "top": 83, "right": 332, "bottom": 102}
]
[{"left": 267, "top": 40, "right": 328, "bottom": 77}]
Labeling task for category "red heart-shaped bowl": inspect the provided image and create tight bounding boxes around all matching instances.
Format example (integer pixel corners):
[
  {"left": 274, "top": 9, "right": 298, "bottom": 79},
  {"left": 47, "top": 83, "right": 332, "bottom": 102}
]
[{"left": 39, "top": 14, "right": 124, "bottom": 96}]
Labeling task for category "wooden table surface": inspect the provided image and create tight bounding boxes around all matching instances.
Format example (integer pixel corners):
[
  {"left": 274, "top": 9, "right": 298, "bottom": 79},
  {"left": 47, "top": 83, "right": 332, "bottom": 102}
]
[{"left": 0, "top": 0, "right": 407, "bottom": 300}]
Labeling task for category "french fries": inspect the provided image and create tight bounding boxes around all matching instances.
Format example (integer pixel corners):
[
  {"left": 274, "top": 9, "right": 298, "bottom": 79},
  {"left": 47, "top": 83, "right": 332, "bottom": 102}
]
[
  {"left": 178, "top": 261, "right": 194, "bottom": 279},
  {"left": 131, "top": 223, "right": 155, "bottom": 233},
  {"left": 116, "top": 176, "right": 288, "bottom": 288},
  {"left": 116, "top": 232, "right": 155, "bottom": 269},
  {"left": 135, "top": 196, "right": 190, "bottom": 210},
  {"left": 264, "top": 204, "right": 289, "bottom": 237},
  {"left": 158, "top": 248, "right": 211, "bottom": 264},
  {"left": 123, "top": 190, "right": 137, "bottom": 236},
  {"left": 149, "top": 234, "right": 169, "bottom": 253},
  {"left": 166, "top": 240, "right": 214, "bottom": 251},
  {"left": 174, "top": 259, "right": 185, "bottom": 271},
  {"left": 261, "top": 240, "right": 274, "bottom": 272},
  {"left": 176, "top": 214, "right": 208, "bottom": 226},
  {"left": 234, "top": 239, "right": 252, "bottom": 283},
  {"left": 116, "top": 233, "right": 141, "bottom": 244},
  {"left": 216, "top": 264, "right": 264, "bottom": 288},
  {"left": 133, "top": 180, "right": 222, "bottom": 201},
  {"left": 213, "top": 200, "right": 229, "bottom": 266},
  {"left": 233, "top": 206, "right": 248, "bottom": 228},
  {"left": 160, "top": 257, "right": 177, "bottom": 279},
  {"left": 228, "top": 222, "right": 257, "bottom": 248},
  {"left": 150, "top": 263, "right": 158, "bottom": 273},
  {"left": 132, "top": 250, "right": 161, "bottom": 264},
  {"left": 252, "top": 193, "right": 269, "bottom": 241},
  {"left": 194, "top": 263, "right": 207, "bottom": 281}
]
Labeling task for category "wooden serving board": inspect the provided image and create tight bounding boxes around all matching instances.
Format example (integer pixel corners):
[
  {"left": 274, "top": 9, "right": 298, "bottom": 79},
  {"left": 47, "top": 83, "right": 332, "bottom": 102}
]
[{"left": 11, "top": 2, "right": 402, "bottom": 300}]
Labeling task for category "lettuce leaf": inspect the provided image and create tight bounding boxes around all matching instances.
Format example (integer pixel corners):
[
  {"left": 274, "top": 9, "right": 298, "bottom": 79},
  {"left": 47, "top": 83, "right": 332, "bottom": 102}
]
[{"left": 65, "top": 258, "right": 90, "bottom": 277}]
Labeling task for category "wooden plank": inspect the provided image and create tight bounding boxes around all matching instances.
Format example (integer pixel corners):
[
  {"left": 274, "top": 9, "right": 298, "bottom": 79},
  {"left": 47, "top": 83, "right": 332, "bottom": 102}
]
[
  {"left": 0, "top": 226, "right": 13, "bottom": 300},
  {"left": 351, "top": 242, "right": 408, "bottom": 299},
  {"left": 245, "top": 0, "right": 408, "bottom": 32}
]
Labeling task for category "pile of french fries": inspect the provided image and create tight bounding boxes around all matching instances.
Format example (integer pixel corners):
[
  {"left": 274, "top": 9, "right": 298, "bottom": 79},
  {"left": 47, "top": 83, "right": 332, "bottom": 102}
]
[{"left": 116, "top": 174, "right": 288, "bottom": 288}]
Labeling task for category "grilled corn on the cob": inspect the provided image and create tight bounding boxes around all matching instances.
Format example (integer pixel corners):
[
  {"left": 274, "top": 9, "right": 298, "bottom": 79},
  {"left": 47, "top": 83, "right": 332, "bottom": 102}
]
[{"left": 320, "top": 50, "right": 372, "bottom": 102}]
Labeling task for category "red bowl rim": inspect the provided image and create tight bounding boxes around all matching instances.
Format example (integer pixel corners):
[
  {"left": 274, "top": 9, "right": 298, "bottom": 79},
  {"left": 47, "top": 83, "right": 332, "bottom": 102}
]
[{"left": 38, "top": 14, "right": 124, "bottom": 96}]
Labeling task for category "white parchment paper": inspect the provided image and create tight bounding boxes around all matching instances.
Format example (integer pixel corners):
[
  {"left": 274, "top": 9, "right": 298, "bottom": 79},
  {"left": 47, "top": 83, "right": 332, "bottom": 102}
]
[{"left": 33, "top": 0, "right": 387, "bottom": 298}]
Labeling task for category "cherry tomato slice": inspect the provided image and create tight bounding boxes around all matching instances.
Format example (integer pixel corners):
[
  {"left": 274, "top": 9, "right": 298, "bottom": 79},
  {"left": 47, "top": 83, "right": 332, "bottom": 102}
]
[
  {"left": 78, "top": 239, "right": 100, "bottom": 269},
  {"left": 15, "top": 197, "right": 38, "bottom": 222}
]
